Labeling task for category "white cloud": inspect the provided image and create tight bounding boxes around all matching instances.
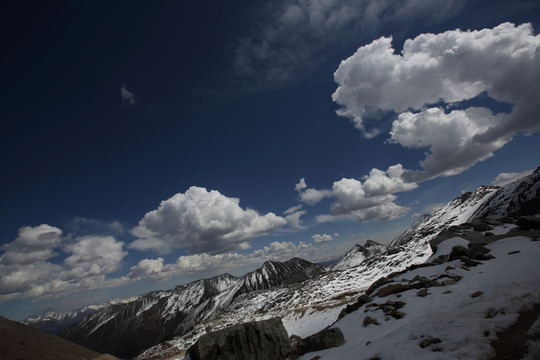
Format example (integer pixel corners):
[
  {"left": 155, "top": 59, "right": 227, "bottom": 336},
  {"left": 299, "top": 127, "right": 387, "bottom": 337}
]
[
  {"left": 491, "top": 169, "right": 534, "bottom": 186},
  {"left": 0, "top": 225, "right": 63, "bottom": 265},
  {"left": 284, "top": 210, "right": 307, "bottom": 230},
  {"left": 284, "top": 204, "right": 303, "bottom": 215},
  {"left": 0, "top": 225, "right": 127, "bottom": 302},
  {"left": 318, "top": 201, "right": 409, "bottom": 223},
  {"left": 333, "top": 22, "right": 540, "bottom": 180},
  {"left": 283, "top": 205, "right": 307, "bottom": 230},
  {"left": 295, "top": 165, "right": 414, "bottom": 223},
  {"left": 329, "top": 164, "right": 414, "bottom": 220},
  {"left": 129, "top": 257, "right": 166, "bottom": 282},
  {"left": 295, "top": 178, "right": 308, "bottom": 193},
  {"left": 362, "top": 164, "right": 418, "bottom": 196},
  {"left": 233, "top": 0, "right": 463, "bottom": 90},
  {"left": 63, "top": 236, "right": 127, "bottom": 277},
  {"left": 120, "top": 85, "right": 136, "bottom": 108},
  {"left": 312, "top": 233, "right": 334, "bottom": 243},
  {"left": 389, "top": 107, "right": 510, "bottom": 181},
  {"left": 129, "top": 186, "right": 287, "bottom": 255},
  {"left": 295, "top": 178, "right": 333, "bottom": 206}
]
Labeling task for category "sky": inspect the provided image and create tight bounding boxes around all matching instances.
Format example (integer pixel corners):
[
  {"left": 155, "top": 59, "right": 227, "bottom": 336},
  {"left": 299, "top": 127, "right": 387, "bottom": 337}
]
[{"left": 1, "top": 0, "right": 539, "bottom": 320}]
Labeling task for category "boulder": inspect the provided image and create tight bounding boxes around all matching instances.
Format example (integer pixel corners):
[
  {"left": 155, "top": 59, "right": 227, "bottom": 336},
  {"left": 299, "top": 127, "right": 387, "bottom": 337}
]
[
  {"left": 297, "top": 327, "right": 345, "bottom": 353},
  {"left": 186, "top": 318, "right": 291, "bottom": 360},
  {"left": 338, "top": 294, "right": 372, "bottom": 319},
  {"left": 376, "top": 283, "right": 413, "bottom": 297},
  {"left": 517, "top": 216, "right": 540, "bottom": 231},
  {"left": 285, "top": 327, "right": 346, "bottom": 358},
  {"left": 363, "top": 316, "right": 380, "bottom": 327}
]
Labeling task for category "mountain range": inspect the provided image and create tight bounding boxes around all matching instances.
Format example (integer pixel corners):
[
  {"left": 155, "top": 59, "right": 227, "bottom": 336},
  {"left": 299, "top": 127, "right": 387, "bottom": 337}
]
[{"left": 22, "top": 166, "right": 540, "bottom": 359}]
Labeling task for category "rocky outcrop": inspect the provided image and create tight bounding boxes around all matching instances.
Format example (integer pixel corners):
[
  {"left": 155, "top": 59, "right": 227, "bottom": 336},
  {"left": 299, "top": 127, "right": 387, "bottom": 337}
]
[
  {"left": 289, "top": 327, "right": 345, "bottom": 356},
  {"left": 186, "top": 318, "right": 291, "bottom": 360},
  {"left": 471, "top": 166, "right": 540, "bottom": 219},
  {"left": 186, "top": 318, "right": 346, "bottom": 360}
]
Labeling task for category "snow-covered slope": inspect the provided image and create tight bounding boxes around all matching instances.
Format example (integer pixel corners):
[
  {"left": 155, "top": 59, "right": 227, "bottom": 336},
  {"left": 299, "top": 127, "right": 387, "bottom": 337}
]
[
  {"left": 472, "top": 166, "right": 540, "bottom": 219},
  {"left": 298, "top": 222, "right": 540, "bottom": 360},
  {"left": 391, "top": 166, "right": 540, "bottom": 251},
  {"left": 390, "top": 186, "right": 499, "bottom": 249}
]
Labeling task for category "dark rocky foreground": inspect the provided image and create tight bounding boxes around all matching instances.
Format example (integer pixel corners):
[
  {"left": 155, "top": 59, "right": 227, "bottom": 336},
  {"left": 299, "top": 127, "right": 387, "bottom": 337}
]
[
  {"left": 186, "top": 318, "right": 291, "bottom": 360},
  {"left": 0, "top": 315, "right": 119, "bottom": 360},
  {"left": 185, "top": 317, "right": 345, "bottom": 360}
]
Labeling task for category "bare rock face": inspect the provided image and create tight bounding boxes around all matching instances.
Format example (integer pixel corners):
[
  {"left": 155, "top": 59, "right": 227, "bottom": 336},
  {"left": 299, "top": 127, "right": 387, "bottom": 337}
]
[{"left": 186, "top": 317, "right": 292, "bottom": 360}]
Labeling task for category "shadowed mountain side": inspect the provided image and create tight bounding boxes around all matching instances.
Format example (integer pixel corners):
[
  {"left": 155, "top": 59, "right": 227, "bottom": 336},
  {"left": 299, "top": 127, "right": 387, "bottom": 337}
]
[{"left": 0, "top": 315, "right": 119, "bottom": 360}]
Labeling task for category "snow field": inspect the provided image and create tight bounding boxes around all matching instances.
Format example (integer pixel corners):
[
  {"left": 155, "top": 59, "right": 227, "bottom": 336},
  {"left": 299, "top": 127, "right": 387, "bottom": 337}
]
[{"left": 299, "top": 236, "right": 540, "bottom": 360}]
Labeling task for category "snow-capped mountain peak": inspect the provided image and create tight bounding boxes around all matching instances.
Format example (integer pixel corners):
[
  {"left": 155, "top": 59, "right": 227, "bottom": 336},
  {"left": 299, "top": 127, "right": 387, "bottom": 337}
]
[{"left": 332, "top": 240, "right": 386, "bottom": 271}]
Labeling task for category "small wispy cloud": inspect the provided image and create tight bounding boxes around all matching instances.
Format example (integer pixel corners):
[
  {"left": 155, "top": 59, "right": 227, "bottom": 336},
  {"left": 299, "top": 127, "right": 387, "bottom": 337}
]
[
  {"left": 120, "top": 85, "right": 136, "bottom": 108},
  {"left": 492, "top": 169, "right": 533, "bottom": 186},
  {"left": 312, "top": 233, "right": 336, "bottom": 244},
  {"left": 232, "top": 0, "right": 464, "bottom": 91}
]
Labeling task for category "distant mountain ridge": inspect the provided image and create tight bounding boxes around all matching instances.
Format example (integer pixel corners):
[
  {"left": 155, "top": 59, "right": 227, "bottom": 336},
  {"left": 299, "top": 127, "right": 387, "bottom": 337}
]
[
  {"left": 59, "top": 257, "right": 324, "bottom": 358},
  {"left": 23, "top": 296, "right": 140, "bottom": 334}
]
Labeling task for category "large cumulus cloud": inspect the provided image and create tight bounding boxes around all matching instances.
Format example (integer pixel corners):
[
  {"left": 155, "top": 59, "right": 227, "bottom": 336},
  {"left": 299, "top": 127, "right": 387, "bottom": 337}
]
[
  {"left": 296, "top": 164, "right": 416, "bottom": 222},
  {"left": 130, "top": 186, "right": 287, "bottom": 255},
  {"left": 333, "top": 22, "right": 540, "bottom": 180}
]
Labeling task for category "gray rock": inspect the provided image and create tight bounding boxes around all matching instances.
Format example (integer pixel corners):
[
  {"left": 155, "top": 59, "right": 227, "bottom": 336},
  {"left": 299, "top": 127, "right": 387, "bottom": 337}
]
[
  {"left": 419, "top": 337, "right": 442, "bottom": 348},
  {"left": 363, "top": 316, "right": 380, "bottom": 327},
  {"left": 186, "top": 317, "right": 291, "bottom": 360},
  {"left": 299, "top": 327, "right": 345, "bottom": 353},
  {"left": 286, "top": 327, "right": 346, "bottom": 358},
  {"left": 338, "top": 294, "right": 373, "bottom": 319}
]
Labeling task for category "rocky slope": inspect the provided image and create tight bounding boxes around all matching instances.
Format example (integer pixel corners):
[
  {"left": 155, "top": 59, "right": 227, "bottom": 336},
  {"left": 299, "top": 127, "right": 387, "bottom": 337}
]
[
  {"left": 61, "top": 259, "right": 324, "bottom": 358},
  {"left": 61, "top": 273, "right": 239, "bottom": 359},
  {"left": 472, "top": 167, "right": 540, "bottom": 218},
  {"left": 297, "top": 217, "right": 540, "bottom": 359},
  {"left": 0, "top": 315, "right": 119, "bottom": 360}
]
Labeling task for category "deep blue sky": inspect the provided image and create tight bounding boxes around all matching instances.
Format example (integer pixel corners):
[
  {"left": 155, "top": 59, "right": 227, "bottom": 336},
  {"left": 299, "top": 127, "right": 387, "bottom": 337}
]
[{"left": 1, "top": 0, "right": 540, "bottom": 320}]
